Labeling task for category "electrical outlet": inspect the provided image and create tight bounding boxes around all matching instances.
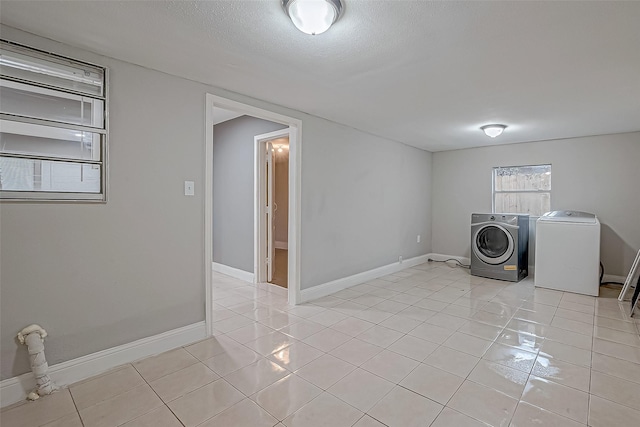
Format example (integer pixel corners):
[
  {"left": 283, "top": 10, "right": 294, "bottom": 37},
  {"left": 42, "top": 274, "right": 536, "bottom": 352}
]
[
  {"left": 417, "top": 235, "right": 421, "bottom": 243},
  {"left": 399, "top": 256, "right": 403, "bottom": 263}
]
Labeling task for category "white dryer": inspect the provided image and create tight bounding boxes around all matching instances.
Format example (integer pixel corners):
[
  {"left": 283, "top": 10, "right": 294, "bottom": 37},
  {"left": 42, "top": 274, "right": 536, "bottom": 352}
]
[{"left": 534, "top": 210, "right": 601, "bottom": 296}]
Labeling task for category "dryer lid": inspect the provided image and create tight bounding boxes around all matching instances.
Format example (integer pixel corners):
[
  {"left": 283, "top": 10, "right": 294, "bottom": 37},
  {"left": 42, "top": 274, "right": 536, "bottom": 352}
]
[{"left": 538, "top": 210, "right": 597, "bottom": 223}]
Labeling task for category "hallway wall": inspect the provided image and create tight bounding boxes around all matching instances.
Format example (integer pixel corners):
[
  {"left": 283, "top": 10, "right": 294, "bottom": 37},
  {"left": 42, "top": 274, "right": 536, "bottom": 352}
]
[{"left": 212, "top": 116, "right": 287, "bottom": 272}]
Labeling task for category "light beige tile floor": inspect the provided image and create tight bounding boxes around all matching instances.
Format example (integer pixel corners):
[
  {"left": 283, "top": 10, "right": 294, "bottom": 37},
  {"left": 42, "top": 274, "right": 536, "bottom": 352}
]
[{"left": 3, "top": 263, "right": 640, "bottom": 426}]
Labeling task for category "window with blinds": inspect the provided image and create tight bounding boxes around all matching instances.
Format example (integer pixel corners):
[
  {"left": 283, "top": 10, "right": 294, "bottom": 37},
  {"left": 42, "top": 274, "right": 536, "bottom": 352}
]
[
  {"left": 0, "top": 40, "right": 108, "bottom": 201},
  {"left": 492, "top": 164, "right": 551, "bottom": 216}
]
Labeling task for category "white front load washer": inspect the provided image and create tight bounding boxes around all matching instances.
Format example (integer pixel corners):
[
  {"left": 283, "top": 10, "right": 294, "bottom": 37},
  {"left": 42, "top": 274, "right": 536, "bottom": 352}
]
[
  {"left": 534, "top": 210, "right": 601, "bottom": 296},
  {"left": 471, "top": 213, "right": 529, "bottom": 282}
]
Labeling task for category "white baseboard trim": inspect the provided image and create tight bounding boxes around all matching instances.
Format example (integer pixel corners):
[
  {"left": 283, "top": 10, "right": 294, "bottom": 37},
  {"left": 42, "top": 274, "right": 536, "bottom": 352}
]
[
  {"left": 300, "top": 253, "right": 431, "bottom": 303},
  {"left": 426, "top": 253, "right": 471, "bottom": 266},
  {"left": 0, "top": 321, "right": 206, "bottom": 408},
  {"left": 603, "top": 274, "right": 627, "bottom": 284},
  {"left": 212, "top": 262, "right": 254, "bottom": 283},
  {"left": 275, "top": 241, "right": 288, "bottom": 250}
]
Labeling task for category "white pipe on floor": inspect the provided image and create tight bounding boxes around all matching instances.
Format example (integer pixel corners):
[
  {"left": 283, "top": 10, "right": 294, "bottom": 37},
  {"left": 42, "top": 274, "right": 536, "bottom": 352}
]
[{"left": 17, "top": 324, "right": 55, "bottom": 400}]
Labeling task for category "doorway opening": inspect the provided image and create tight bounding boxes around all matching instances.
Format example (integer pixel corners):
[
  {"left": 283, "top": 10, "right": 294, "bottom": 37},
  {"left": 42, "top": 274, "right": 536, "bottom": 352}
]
[
  {"left": 255, "top": 131, "right": 290, "bottom": 289},
  {"left": 205, "top": 94, "right": 302, "bottom": 335}
]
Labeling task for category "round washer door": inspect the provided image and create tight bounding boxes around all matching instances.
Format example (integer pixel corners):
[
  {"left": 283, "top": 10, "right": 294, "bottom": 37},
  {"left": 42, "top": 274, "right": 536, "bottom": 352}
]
[{"left": 472, "top": 224, "right": 515, "bottom": 265}]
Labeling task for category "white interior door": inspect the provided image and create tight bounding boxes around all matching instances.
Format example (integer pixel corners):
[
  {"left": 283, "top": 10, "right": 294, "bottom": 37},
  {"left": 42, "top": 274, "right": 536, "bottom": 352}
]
[{"left": 266, "top": 142, "right": 275, "bottom": 282}]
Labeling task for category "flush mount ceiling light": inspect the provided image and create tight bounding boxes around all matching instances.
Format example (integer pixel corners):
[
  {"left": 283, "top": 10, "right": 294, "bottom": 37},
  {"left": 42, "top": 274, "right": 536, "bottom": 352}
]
[
  {"left": 283, "top": 0, "right": 344, "bottom": 35},
  {"left": 481, "top": 124, "right": 507, "bottom": 138}
]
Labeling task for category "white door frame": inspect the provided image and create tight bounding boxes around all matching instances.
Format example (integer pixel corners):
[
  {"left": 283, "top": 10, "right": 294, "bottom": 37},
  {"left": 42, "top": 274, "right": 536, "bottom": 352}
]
[
  {"left": 255, "top": 129, "right": 290, "bottom": 285},
  {"left": 205, "top": 94, "right": 302, "bottom": 336}
]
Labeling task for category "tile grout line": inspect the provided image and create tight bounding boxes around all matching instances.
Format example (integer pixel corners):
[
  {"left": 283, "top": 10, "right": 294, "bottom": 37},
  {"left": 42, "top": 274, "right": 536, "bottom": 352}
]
[
  {"left": 8, "top": 266, "right": 639, "bottom": 426},
  {"left": 60, "top": 388, "right": 85, "bottom": 427},
  {"left": 131, "top": 361, "right": 186, "bottom": 427}
]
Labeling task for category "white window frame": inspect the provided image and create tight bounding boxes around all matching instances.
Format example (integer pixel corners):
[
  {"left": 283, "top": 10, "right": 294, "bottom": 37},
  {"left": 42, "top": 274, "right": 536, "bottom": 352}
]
[
  {"left": 492, "top": 164, "right": 551, "bottom": 217},
  {"left": 0, "top": 40, "right": 108, "bottom": 202}
]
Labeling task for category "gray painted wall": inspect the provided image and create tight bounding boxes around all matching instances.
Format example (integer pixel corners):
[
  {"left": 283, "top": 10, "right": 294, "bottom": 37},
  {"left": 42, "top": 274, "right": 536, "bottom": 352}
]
[
  {"left": 211, "top": 116, "right": 434, "bottom": 291},
  {"left": 212, "top": 116, "right": 287, "bottom": 272},
  {"left": 300, "top": 120, "right": 433, "bottom": 290},
  {"left": 0, "top": 26, "right": 433, "bottom": 379},
  {"left": 432, "top": 132, "right": 640, "bottom": 277},
  {"left": 1, "top": 28, "right": 207, "bottom": 380}
]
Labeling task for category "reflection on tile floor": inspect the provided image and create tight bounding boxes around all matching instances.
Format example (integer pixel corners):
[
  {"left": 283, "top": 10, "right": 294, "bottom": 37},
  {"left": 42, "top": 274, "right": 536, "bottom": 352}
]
[{"left": 3, "top": 263, "right": 640, "bottom": 426}]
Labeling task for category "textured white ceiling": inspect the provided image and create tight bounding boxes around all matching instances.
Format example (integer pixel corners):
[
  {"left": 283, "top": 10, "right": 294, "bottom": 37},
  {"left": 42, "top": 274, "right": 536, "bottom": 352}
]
[{"left": 2, "top": 1, "right": 639, "bottom": 151}]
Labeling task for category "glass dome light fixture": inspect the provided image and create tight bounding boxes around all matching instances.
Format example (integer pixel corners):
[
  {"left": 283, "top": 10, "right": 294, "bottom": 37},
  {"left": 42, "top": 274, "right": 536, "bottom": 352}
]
[
  {"left": 282, "top": 0, "right": 344, "bottom": 35},
  {"left": 481, "top": 124, "right": 507, "bottom": 138}
]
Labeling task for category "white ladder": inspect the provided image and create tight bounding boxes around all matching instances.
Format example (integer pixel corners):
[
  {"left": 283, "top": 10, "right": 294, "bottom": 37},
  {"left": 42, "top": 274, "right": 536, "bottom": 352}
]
[{"left": 618, "top": 249, "right": 640, "bottom": 317}]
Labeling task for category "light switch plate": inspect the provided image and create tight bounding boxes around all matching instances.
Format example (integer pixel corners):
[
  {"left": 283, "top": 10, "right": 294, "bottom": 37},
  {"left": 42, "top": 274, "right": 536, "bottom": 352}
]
[{"left": 184, "top": 181, "right": 195, "bottom": 196}]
